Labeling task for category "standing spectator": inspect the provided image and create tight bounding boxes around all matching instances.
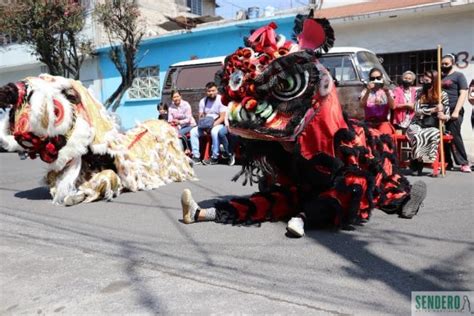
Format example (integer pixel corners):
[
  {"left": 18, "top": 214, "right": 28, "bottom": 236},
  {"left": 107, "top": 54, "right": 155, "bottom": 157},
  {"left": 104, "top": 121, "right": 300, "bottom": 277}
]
[
  {"left": 406, "top": 70, "right": 450, "bottom": 176},
  {"left": 468, "top": 79, "right": 474, "bottom": 129},
  {"left": 360, "top": 67, "right": 396, "bottom": 135},
  {"left": 168, "top": 90, "right": 196, "bottom": 152},
  {"left": 189, "top": 82, "right": 226, "bottom": 165},
  {"left": 392, "top": 71, "right": 417, "bottom": 131},
  {"left": 441, "top": 54, "right": 471, "bottom": 173}
]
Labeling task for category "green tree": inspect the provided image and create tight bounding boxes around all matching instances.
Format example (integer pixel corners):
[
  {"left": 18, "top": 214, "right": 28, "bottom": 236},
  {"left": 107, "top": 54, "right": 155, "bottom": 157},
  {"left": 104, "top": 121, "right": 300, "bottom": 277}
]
[
  {"left": 0, "top": 0, "right": 92, "bottom": 80},
  {"left": 95, "top": 0, "right": 145, "bottom": 111}
]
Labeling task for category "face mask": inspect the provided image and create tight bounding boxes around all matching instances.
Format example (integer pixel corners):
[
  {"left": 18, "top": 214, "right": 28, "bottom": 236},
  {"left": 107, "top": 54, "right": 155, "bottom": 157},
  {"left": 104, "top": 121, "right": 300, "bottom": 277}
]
[
  {"left": 372, "top": 78, "right": 384, "bottom": 89},
  {"left": 402, "top": 80, "right": 411, "bottom": 88},
  {"left": 423, "top": 82, "right": 432, "bottom": 90},
  {"left": 441, "top": 65, "right": 452, "bottom": 73}
]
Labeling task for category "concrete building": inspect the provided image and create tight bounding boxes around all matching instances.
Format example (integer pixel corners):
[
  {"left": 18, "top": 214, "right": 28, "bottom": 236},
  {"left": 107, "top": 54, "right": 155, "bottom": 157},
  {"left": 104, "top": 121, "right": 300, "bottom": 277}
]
[{"left": 0, "top": 0, "right": 218, "bottom": 92}]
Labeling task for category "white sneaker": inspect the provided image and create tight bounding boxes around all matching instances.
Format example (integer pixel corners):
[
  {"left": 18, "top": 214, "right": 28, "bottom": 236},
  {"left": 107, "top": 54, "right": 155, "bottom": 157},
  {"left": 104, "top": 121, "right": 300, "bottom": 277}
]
[
  {"left": 286, "top": 217, "right": 305, "bottom": 237},
  {"left": 228, "top": 154, "right": 235, "bottom": 166},
  {"left": 181, "top": 189, "right": 199, "bottom": 224}
]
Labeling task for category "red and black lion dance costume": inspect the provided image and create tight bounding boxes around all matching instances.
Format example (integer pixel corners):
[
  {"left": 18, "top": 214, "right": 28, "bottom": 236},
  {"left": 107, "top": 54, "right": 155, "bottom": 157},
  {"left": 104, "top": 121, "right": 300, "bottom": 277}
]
[{"left": 181, "top": 12, "right": 426, "bottom": 236}]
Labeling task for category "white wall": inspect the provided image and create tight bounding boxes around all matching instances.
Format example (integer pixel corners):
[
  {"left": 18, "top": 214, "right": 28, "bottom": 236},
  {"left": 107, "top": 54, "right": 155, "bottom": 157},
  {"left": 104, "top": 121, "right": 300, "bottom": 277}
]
[
  {"left": 0, "top": 65, "right": 43, "bottom": 86},
  {"left": 79, "top": 57, "right": 102, "bottom": 101}
]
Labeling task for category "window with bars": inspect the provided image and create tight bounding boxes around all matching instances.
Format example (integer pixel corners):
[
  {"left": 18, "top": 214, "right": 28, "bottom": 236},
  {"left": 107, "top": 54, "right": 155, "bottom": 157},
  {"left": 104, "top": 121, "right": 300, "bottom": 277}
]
[
  {"left": 378, "top": 49, "right": 437, "bottom": 86},
  {"left": 187, "top": 0, "right": 202, "bottom": 15},
  {"left": 128, "top": 66, "right": 160, "bottom": 99}
]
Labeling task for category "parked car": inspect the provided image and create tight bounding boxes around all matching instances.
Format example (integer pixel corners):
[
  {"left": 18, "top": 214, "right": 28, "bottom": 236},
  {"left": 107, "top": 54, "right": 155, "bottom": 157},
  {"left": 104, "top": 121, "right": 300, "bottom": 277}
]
[{"left": 161, "top": 47, "right": 391, "bottom": 120}]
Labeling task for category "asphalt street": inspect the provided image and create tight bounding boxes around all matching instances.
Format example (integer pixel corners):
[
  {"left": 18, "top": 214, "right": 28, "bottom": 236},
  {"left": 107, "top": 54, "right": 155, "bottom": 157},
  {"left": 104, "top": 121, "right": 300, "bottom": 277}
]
[{"left": 0, "top": 152, "right": 473, "bottom": 315}]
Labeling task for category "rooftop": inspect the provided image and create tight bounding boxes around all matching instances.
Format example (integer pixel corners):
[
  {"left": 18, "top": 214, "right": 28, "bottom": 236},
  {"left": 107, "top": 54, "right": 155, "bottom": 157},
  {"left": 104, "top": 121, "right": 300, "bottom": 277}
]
[{"left": 314, "top": 0, "right": 451, "bottom": 19}]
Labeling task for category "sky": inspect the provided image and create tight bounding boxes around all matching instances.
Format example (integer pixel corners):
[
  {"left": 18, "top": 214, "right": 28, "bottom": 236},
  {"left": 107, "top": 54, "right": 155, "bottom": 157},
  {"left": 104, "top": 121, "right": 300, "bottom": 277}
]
[{"left": 215, "top": 0, "right": 365, "bottom": 19}]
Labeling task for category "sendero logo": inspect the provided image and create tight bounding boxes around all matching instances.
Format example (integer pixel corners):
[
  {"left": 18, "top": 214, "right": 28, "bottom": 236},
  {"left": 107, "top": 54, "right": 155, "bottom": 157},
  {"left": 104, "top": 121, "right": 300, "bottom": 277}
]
[{"left": 412, "top": 291, "right": 474, "bottom": 315}]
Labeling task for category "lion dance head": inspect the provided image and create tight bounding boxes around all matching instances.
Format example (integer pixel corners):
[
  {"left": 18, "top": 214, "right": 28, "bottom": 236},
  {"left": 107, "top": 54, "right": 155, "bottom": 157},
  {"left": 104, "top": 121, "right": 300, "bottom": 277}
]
[{"left": 216, "top": 13, "right": 336, "bottom": 142}]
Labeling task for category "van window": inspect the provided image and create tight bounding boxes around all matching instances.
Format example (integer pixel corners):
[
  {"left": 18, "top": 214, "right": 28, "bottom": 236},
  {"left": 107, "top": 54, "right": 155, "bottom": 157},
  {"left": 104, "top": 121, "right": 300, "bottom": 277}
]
[
  {"left": 175, "top": 64, "right": 223, "bottom": 89},
  {"left": 356, "top": 51, "right": 389, "bottom": 81},
  {"left": 164, "top": 68, "right": 177, "bottom": 89},
  {"left": 319, "top": 55, "right": 357, "bottom": 82}
]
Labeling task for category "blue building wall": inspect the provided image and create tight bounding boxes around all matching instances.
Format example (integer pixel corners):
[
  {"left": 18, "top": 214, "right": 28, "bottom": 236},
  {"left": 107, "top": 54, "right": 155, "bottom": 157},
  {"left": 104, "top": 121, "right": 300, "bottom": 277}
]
[{"left": 97, "top": 15, "right": 295, "bottom": 129}]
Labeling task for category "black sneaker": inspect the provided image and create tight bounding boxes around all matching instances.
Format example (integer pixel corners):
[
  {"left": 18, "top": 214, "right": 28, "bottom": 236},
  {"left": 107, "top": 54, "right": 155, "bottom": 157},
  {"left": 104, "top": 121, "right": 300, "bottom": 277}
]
[
  {"left": 221, "top": 152, "right": 230, "bottom": 160},
  {"left": 227, "top": 154, "right": 235, "bottom": 166},
  {"left": 400, "top": 181, "right": 427, "bottom": 219},
  {"left": 191, "top": 157, "right": 202, "bottom": 165},
  {"left": 203, "top": 157, "right": 218, "bottom": 165}
]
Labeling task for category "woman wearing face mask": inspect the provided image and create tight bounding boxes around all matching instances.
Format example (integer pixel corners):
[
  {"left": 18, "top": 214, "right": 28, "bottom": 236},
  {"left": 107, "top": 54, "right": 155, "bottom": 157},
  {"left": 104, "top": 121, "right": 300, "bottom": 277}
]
[
  {"left": 360, "top": 67, "right": 395, "bottom": 134},
  {"left": 406, "top": 70, "right": 450, "bottom": 176},
  {"left": 392, "top": 71, "right": 417, "bottom": 131}
]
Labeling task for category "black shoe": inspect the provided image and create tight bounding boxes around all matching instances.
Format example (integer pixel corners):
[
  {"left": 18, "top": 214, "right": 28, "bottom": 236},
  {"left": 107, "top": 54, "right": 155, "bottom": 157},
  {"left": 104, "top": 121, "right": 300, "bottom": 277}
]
[
  {"left": 221, "top": 152, "right": 230, "bottom": 159},
  {"left": 400, "top": 181, "right": 427, "bottom": 219},
  {"left": 417, "top": 161, "right": 424, "bottom": 176},
  {"left": 191, "top": 157, "right": 202, "bottom": 165},
  {"left": 203, "top": 157, "right": 218, "bottom": 165},
  {"left": 409, "top": 160, "right": 419, "bottom": 176}
]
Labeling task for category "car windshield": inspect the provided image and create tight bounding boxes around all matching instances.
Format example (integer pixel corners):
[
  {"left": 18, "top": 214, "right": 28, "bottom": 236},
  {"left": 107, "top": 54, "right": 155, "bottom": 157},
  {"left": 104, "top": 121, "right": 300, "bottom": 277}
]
[
  {"left": 356, "top": 51, "right": 390, "bottom": 81},
  {"left": 319, "top": 55, "right": 357, "bottom": 82}
]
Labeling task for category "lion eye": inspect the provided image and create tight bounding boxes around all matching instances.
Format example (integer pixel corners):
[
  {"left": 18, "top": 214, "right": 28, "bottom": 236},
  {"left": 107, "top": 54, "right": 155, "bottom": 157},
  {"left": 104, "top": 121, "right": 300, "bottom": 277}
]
[{"left": 229, "top": 70, "right": 244, "bottom": 91}]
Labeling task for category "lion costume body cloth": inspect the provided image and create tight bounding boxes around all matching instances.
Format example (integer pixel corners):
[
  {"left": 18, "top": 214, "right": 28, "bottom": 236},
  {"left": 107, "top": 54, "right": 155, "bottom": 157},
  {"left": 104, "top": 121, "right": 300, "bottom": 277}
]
[
  {"left": 209, "top": 14, "right": 414, "bottom": 228},
  {"left": 0, "top": 75, "right": 195, "bottom": 206}
]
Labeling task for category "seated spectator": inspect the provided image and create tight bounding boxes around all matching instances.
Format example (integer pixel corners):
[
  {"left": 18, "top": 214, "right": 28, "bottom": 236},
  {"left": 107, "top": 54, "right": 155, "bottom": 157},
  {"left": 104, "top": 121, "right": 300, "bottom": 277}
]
[
  {"left": 406, "top": 70, "right": 450, "bottom": 176},
  {"left": 360, "top": 67, "right": 395, "bottom": 135},
  {"left": 190, "top": 82, "right": 226, "bottom": 165},
  {"left": 392, "top": 71, "right": 417, "bottom": 132},
  {"left": 218, "top": 106, "right": 237, "bottom": 166},
  {"left": 157, "top": 102, "right": 168, "bottom": 121},
  {"left": 168, "top": 90, "right": 196, "bottom": 152}
]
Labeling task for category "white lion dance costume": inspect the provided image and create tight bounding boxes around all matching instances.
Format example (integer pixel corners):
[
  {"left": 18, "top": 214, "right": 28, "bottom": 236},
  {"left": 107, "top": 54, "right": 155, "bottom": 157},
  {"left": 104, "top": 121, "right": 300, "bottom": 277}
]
[{"left": 0, "top": 74, "right": 195, "bottom": 206}]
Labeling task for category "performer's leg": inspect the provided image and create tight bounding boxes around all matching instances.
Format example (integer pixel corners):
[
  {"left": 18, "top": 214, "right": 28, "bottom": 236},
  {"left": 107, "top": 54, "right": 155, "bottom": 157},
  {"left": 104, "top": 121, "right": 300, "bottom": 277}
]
[
  {"left": 181, "top": 189, "right": 216, "bottom": 223},
  {"left": 181, "top": 186, "right": 298, "bottom": 225},
  {"left": 376, "top": 134, "right": 427, "bottom": 218},
  {"left": 399, "top": 180, "right": 427, "bottom": 218},
  {"left": 64, "top": 169, "right": 122, "bottom": 206}
]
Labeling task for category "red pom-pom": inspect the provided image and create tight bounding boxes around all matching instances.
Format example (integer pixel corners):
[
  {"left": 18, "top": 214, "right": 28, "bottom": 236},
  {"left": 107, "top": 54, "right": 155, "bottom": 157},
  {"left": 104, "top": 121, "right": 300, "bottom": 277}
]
[
  {"left": 220, "top": 93, "right": 229, "bottom": 106},
  {"left": 45, "top": 142, "right": 57, "bottom": 154}
]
